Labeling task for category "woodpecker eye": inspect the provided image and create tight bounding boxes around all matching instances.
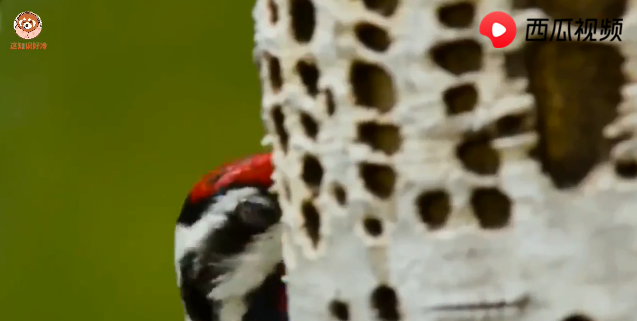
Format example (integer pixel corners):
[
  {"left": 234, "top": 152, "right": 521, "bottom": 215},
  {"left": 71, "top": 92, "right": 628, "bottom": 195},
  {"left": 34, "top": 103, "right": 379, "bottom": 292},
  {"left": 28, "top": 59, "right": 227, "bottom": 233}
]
[{"left": 236, "top": 198, "right": 280, "bottom": 229}]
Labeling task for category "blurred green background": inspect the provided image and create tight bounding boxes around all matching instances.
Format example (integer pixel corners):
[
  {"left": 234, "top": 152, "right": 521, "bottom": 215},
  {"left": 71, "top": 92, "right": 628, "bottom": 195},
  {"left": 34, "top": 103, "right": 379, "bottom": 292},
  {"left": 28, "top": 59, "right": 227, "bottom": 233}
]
[{"left": 0, "top": 0, "right": 265, "bottom": 320}]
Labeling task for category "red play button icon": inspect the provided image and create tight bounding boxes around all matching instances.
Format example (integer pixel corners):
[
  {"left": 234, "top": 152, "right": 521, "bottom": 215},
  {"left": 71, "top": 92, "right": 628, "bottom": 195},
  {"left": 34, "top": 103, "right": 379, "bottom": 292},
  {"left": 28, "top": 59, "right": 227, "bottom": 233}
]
[{"left": 479, "top": 11, "right": 517, "bottom": 48}]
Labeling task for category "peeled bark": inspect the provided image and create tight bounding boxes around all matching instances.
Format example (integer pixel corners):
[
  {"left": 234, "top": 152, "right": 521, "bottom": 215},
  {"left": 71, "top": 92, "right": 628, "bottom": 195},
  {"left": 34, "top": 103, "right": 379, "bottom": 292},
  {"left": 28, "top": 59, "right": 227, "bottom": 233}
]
[{"left": 255, "top": 0, "right": 637, "bottom": 320}]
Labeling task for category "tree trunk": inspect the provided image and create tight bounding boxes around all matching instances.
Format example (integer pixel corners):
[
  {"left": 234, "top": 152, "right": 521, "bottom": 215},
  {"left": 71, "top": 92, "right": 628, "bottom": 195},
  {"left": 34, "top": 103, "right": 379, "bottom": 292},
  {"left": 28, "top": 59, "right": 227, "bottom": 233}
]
[{"left": 255, "top": 0, "right": 637, "bottom": 320}]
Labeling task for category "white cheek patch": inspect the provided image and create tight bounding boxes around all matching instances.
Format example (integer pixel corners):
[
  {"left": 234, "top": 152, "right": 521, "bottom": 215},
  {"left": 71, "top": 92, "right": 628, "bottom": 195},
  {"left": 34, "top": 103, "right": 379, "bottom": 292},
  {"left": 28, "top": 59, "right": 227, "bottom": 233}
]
[
  {"left": 174, "top": 185, "right": 283, "bottom": 321},
  {"left": 209, "top": 223, "right": 283, "bottom": 300},
  {"left": 219, "top": 297, "right": 248, "bottom": 321},
  {"left": 173, "top": 187, "right": 263, "bottom": 284}
]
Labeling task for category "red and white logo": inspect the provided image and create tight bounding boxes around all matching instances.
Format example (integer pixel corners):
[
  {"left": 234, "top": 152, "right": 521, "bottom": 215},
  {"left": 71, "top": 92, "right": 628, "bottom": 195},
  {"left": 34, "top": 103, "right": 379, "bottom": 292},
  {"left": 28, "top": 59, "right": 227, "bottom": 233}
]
[
  {"left": 14, "top": 11, "right": 43, "bottom": 40},
  {"left": 479, "top": 11, "right": 516, "bottom": 48}
]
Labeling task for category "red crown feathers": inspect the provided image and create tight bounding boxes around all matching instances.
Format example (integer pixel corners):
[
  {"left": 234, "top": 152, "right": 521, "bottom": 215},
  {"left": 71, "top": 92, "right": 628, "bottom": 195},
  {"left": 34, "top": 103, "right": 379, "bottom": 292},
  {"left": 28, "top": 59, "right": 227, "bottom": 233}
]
[{"left": 189, "top": 153, "right": 273, "bottom": 203}]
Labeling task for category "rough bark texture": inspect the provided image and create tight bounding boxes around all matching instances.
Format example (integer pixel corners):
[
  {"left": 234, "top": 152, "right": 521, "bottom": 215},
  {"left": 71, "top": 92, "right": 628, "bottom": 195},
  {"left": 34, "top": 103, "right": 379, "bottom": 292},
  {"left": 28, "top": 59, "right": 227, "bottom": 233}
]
[
  {"left": 255, "top": 0, "right": 637, "bottom": 320},
  {"left": 523, "top": 0, "right": 628, "bottom": 189}
]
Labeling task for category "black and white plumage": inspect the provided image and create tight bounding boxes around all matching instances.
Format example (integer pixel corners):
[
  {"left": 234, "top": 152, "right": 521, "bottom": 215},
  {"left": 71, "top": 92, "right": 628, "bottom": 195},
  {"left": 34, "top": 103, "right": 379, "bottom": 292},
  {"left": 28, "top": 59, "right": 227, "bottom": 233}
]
[{"left": 174, "top": 154, "right": 287, "bottom": 321}]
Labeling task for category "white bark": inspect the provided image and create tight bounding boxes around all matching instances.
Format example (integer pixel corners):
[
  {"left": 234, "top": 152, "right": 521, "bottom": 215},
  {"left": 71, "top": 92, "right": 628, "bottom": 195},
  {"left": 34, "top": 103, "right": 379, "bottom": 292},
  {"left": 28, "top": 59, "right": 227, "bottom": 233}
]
[{"left": 255, "top": 0, "right": 637, "bottom": 320}]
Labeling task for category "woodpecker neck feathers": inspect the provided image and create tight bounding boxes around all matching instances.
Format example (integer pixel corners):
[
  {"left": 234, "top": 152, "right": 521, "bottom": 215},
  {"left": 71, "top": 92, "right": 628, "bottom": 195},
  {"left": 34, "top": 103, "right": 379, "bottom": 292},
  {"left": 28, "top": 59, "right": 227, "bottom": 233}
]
[{"left": 174, "top": 154, "right": 286, "bottom": 321}]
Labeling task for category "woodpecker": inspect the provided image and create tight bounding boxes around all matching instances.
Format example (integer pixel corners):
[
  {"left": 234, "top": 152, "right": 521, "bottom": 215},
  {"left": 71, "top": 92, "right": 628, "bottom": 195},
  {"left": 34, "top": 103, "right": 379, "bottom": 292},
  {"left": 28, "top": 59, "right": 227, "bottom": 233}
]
[{"left": 174, "top": 154, "right": 287, "bottom": 321}]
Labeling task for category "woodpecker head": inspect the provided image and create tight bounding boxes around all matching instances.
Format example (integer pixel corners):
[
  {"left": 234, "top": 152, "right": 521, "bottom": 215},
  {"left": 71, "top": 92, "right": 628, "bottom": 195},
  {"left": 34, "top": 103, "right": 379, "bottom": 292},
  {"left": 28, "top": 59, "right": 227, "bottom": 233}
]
[{"left": 174, "top": 154, "right": 287, "bottom": 321}]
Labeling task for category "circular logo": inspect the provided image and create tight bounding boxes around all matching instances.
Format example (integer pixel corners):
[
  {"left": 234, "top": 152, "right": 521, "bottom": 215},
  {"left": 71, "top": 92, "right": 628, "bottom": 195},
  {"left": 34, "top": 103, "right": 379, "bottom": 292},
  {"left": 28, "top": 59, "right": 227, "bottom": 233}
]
[
  {"left": 14, "top": 11, "right": 42, "bottom": 40},
  {"left": 479, "top": 11, "right": 517, "bottom": 48}
]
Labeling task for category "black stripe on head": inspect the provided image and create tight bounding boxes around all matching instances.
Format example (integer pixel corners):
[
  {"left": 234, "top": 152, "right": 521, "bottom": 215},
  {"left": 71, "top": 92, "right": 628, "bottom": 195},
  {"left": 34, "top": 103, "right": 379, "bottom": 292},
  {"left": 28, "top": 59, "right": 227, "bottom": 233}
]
[
  {"left": 179, "top": 251, "right": 216, "bottom": 321},
  {"left": 178, "top": 192, "right": 217, "bottom": 227},
  {"left": 177, "top": 182, "right": 278, "bottom": 228},
  {"left": 177, "top": 184, "right": 283, "bottom": 321},
  {"left": 197, "top": 184, "right": 278, "bottom": 262},
  {"left": 243, "top": 263, "right": 288, "bottom": 321}
]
